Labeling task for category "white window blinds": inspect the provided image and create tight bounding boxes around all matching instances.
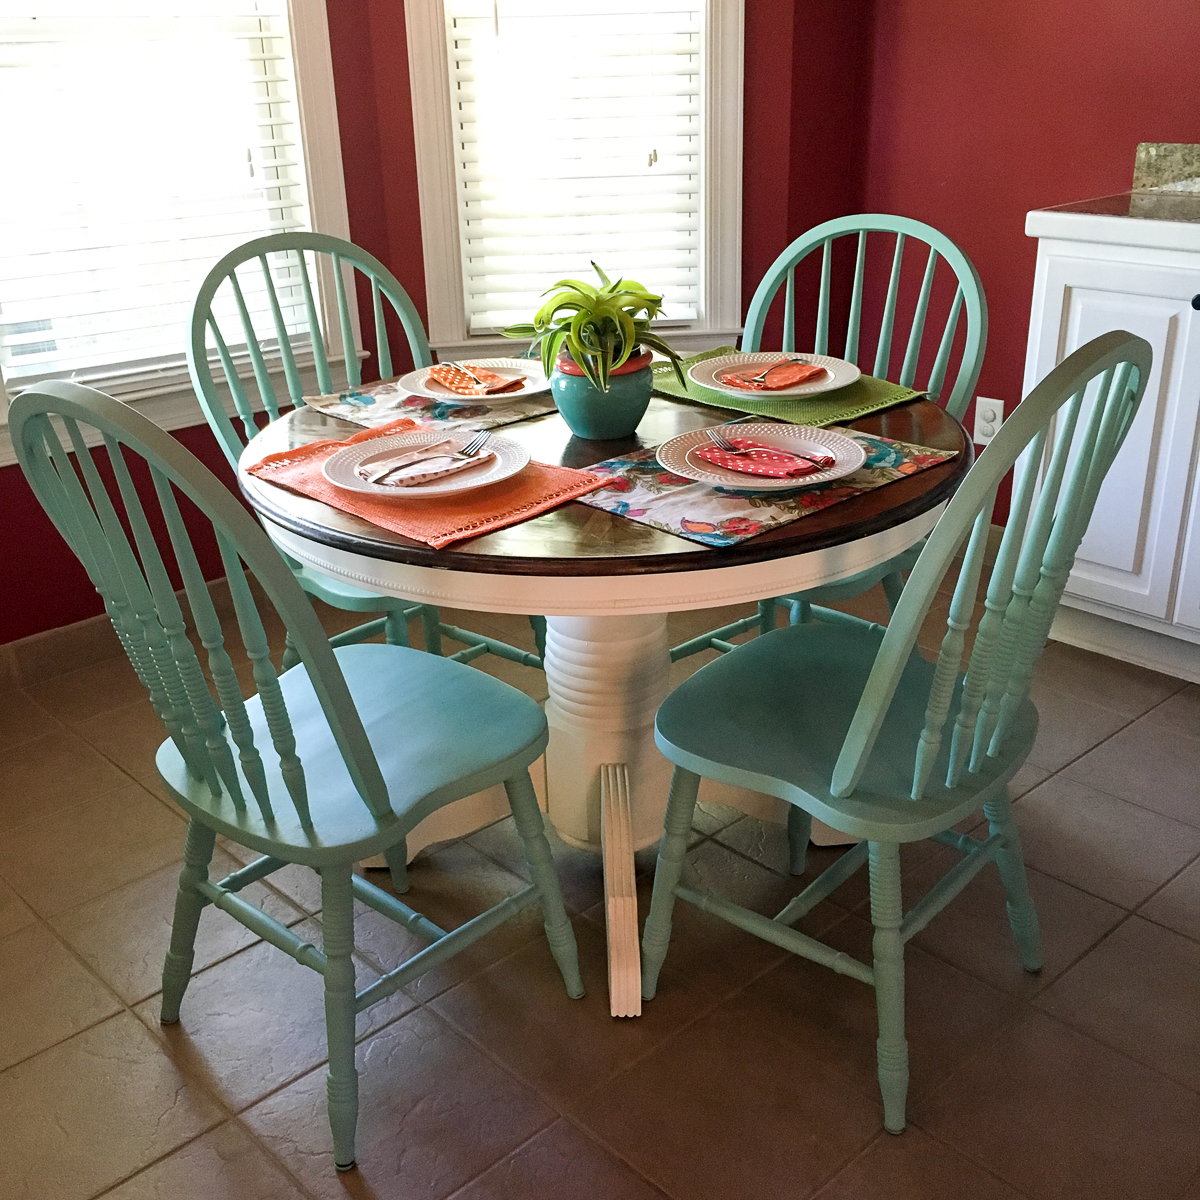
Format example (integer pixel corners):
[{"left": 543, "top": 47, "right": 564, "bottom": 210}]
[
  {"left": 444, "top": 0, "right": 703, "bottom": 335},
  {"left": 0, "top": 3, "right": 309, "bottom": 385}
]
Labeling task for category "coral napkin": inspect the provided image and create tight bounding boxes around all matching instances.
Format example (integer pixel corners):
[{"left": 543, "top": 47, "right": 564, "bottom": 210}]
[
  {"left": 245, "top": 419, "right": 606, "bottom": 549},
  {"left": 693, "top": 438, "right": 835, "bottom": 479},
  {"left": 428, "top": 363, "right": 526, "bottom": 396},
  {"left": 718, "top": 360, "right": 827, "bottom": 391}
]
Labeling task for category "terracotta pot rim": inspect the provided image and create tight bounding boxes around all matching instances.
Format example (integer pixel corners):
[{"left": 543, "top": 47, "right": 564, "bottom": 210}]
[{"left": 554, "top": 346, "right": 654, "bottom": 377}]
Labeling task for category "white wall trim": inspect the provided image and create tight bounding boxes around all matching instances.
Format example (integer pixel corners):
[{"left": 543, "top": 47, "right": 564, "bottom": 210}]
[{"left": 404, "top": 0, "right": 744, "bottom": 352}]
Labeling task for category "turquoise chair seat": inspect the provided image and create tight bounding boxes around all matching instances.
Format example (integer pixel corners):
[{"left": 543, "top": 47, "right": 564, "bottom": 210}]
[
  {"left": 158, "top": 642, "right": 547, "bottom": 864},
  {"left": 657, "top": 621, "right": 1037, "bottom": 843}
]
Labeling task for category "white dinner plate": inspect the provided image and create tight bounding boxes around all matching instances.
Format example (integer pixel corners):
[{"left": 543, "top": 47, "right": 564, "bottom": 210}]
[
  {"left": 322, "top": 431, "right": 530, "bottom": 498},
  {"left": 655, "top": 423, "right": 866, "bottom": 492},
  {"left": 688, "top": 352, "right": 861, "bottom": 398},
  {"left": 396, "top": 357, "right": 550, "bottom": 400}
]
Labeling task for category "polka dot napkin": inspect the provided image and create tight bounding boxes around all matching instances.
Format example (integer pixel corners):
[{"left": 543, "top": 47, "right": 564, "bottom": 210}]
[
  {"left": 693, "top": 438, "right": 836, "bottom": 478},
  {"left": 427, "top": 364, "right": 526, "bottom": 396}
]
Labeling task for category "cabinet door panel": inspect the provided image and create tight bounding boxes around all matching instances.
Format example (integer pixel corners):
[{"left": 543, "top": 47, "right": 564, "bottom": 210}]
[
  {"left": 1032, "top": 255, "right": 1200, "bottom": 618},
  {"left": 1176, "top": 483, "right": 1200, "bottom": 632}
]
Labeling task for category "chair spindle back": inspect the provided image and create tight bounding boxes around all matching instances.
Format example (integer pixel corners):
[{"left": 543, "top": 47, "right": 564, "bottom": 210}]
[
  {"left": 187, "top": 232, "right": 433, "bottom": 468},
  {"left": 827, "top": 330, "right": 1152, "bottom": 800},
  {"left": 11, "top": 380, "right": 395, "bottom": 832},
  {"left": 742, "top": 215, "right": 987, "bottom": 421}
]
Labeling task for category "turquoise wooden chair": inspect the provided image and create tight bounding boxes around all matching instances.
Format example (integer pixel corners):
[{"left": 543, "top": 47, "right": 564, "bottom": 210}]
[
  {"left": 187, "top": 231, "right": 546, "bottom": 670},
  {"left": 642, "top": 330, "right": 1151, "bottom": 1134},
  {"left": 671, "top": 215, "right": 988, "bottom": 667},
  {"left": 10, "top": 380, "right": 583, "bottom": 1172}
]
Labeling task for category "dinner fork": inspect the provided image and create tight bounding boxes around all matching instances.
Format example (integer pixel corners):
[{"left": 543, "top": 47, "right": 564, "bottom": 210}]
[
  {"left": 445, "top": 361, "right": 487, "bottom": 386},
  {"left": 459, "top": 428, "right": 492, "bottom": 456},
  {"left": 739, "top": 356, "right": 808, "bottom": 384}
]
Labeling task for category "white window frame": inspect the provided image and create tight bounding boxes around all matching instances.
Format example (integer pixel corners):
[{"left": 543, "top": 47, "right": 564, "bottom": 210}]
[
  {"left": 0, "top": 0, "right": 352, "bottom": 464},
  {"left": 404, "top": 0, "right": 743, "bottom": 359}
]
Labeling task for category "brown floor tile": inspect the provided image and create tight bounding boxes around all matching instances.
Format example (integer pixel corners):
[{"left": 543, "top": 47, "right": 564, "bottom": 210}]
[
  {"left": 1139, "top": 856, "right": 1200, "bottom": 941},
  {"left": 101, "top": 1120, "right": 311, "bottom": 1200},
  {"left": 0, "top": 1013, "right": 223, "bottom": 1200},
  {"left": 0, "top": 726, "right": 132, "bottom": 833},
  {"left": 1034, "top": 641, "right": 1184, "bottom": 717},
  {"left": 51, "top": 849, "right": 306, "bottom": 1005},
  {"left": 133, "top": 920, "right": 415, "bottom": 1112},
  {"left": 1034, "top": 916, "right": 1200, "bottom": 1090},
  {"left": 1182, "top": 1172, "right": 1200, "bottom": 1200},
  {"left": 689, "top": 796, "right": 743, "bottom": 836},
  {"left": 349, "top": 842, "right": 546, "bottom": 1003},
  {"left": 0, "top": 922, "right": 121, "bottom": 1069},
  {"left": 575, "top": 992, "right": 881, "bottom": 1200},
  {"left": 11, "top": 614, "right": 123, "bottom": 688},
  {"left": 1062, "top": 717, "right": 1200, "bottom": 827},
  {"left": 595, "top": 837, "right": 846, "bottom": 1004},
  {"left": 243, "top": 1007, "right": 555, "bottom": 1199},
  {"left": 1142, "top": 683, "right": 1200, "bottom": 740},
  {"left": 432, "top": 916, "right": 703, "bottom": 1113},
  {"left": 74, "top": 696, "right": 167, "bottom": 789},
  {"left": 1026, "top": 681, "right": 1130, "bottom": 772},
  {"left": 0, "top": 874, "right": 34, "bottom": 937},
  {"left": 467, "top": 814, "right": 606, "bottom": 914},
  {"left": 217, "top": 841, "right": 325, "bottom": 913},
  {"left": 912, "top": 1010, "right": 1200, "bottom": 1200},
  {"left": 812, "top": 1126, "right": 1024, "bottom": 1200},
  {"left": 26, "top": 654, "right": 148, "bottom": 724},
  {"left": 1012, "top": 775, "right": 1200, "bottom": 908},
  {"left": 0, "top": 687, "right": 59, "bottom": 753},
  {"left": 733, "top": 914, "right": 1023, "bottom": 1104},
  {"left": 450, "top": 1119, "right": 664, "bottom": 1200},
  {"left": 0, "top": 781, "right": 187, "bottom": 916},
  {"left": 905, "top": 848, "right": 1125, "bottom": 995}
]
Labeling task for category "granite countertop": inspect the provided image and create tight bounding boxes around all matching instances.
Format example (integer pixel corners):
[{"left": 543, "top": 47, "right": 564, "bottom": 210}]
[{"left": 1039, "top": 191, "right": 1200, "bottom": 224}]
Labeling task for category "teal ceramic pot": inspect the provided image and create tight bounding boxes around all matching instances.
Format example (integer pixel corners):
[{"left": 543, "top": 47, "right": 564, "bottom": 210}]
[{"left": 551, "top": 347, "right": 654, "bottom": 440}]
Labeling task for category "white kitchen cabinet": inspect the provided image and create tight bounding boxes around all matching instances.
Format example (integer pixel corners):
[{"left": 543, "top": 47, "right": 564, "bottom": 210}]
[{"left": 1023, "top": 197, "right": 1200, "bottom": 681}]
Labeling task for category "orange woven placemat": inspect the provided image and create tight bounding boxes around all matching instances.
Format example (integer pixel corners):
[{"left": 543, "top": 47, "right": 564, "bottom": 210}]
[{"left": 246, "top": 419, "right": 606, "bottom": 549}]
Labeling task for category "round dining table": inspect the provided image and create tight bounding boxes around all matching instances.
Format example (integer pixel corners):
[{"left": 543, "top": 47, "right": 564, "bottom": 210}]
[{"left": 239, "top": 392, "right": 971, "bottom": 1014}]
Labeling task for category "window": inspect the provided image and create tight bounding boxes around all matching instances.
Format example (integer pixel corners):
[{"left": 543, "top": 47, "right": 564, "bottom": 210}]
[
  {"left": 0, "top": 1, "right": 350, "bottom": 447},
  {"left": 405, "top": 0, "right": 742, "bottom": 355}
]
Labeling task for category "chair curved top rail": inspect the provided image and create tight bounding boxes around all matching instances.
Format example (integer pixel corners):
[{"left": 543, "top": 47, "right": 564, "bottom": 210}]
[
  {"left": 187, "top": 231, "right": 433, "bottom": 469},
  {"left": 742, "top": 214, "right": 988, "bottom": 422}
]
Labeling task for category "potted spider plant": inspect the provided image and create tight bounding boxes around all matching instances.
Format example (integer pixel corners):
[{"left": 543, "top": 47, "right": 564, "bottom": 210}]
[{"left": 502, "top": 262, "right": 685, "bottom": 439}]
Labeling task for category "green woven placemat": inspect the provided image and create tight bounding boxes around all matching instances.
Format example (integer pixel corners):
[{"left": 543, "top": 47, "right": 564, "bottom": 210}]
[{"left": 652, "top": 346, "right": 924, "bottom": 426}]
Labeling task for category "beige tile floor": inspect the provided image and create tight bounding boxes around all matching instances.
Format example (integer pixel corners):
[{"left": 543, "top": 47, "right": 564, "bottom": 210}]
[{"left": 0, "top": 600, "right": 1197, "bottom": 1200}]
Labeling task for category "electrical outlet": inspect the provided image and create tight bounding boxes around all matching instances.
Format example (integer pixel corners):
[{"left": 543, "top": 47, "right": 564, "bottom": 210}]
[{"left": 973, "top": 396, "right": 1004, "bottom": 445}]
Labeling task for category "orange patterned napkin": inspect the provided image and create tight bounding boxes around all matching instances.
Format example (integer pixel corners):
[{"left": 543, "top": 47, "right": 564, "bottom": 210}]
[
  {"left": 245, "top": 419, "right": 606, "bottom": 550},
  {"left": 694, "top": 438, "right": 835, "bottom": 478},
  {"left": 718, "top": 360, "right": 827, "bottom": 391},
  {"left": 428, "top": 363, "right": 526, "bottom": 396}
]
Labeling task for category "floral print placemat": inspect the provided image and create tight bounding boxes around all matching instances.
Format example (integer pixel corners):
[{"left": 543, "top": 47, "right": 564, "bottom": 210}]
[
  {"left": 300, "top": 380, "right": 558, "bottom": 431},
  {"left": 577, "top": 427, "right": 957, "bottom": 547}
]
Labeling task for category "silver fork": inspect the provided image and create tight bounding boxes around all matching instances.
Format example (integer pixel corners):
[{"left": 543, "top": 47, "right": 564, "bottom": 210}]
[
  {"left": 459, "top": 428, "right": 492, "bottom": 456},
  {"left": 740, "top": 356, "right": 808, "bottom": 384},
  {"left": 445, "top": 361, "right": 487, "bottom": 386}
]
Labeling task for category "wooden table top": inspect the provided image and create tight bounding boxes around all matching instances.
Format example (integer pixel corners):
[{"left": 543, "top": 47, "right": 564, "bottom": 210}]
[{"left": 239, "top": 393, "right": 972, "bottom": 578}]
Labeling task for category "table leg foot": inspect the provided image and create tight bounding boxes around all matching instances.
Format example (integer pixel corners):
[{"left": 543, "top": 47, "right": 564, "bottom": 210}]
[{"left": 601, "top": 763, "right": 641, "bottom": 1018}]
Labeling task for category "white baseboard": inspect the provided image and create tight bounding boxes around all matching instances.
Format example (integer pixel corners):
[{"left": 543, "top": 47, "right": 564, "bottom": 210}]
[{"left": 1050, "top": 605, "right": 1200, "bottom": 684}]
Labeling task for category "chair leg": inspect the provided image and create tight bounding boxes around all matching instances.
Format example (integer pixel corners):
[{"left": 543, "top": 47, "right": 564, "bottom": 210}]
[
  {"left": 640, "top": 767, "right": 700, "bottom": 1000},
  {"left": 505, "top": 770, "right": 584, "bottom": 999},
  {"left": 281, "top": 630, "right": 302, "bottom": 671},
  {"left": 320, "top": 862, "right": 360, "bottom": 1171},
  {"left": 419, "top": 606, "right": 443, "bottom": 655},
  {"left": 786, "top": 805, "right": 812, "bottom": 876},
  {"left": 528, "top": 615, "right": 547, "bottom": 661},
  {"left": 161, "top": 819, "right": 217, "bottom": 1023},
  {"left": 868, "top": 841, "right": 909, "bottom": 1134},
  {"left": 983, "top": 792, "right": 1043, "bottom": 973},
  {"left": 384, "top": 609, "right": 410, "bottom": 648},
  {"left": 383, "top": 837, "right": 409, "bottom": 894},
  {"left": 881, "top": 571, "right": 906, "bottom": 613},
  {"left": 758, "top": 597, "right": 778, "bottom": 634}
]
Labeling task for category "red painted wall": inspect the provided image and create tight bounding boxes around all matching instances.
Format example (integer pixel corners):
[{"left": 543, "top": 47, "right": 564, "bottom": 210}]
[{"left": 863, "top": 0, "right": 1200, "bottom": 423}]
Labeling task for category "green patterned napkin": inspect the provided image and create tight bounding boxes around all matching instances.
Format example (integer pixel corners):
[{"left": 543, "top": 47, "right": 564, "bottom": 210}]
[{"left": 652, "top": 346, "right": 924, "bottom": 426}]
